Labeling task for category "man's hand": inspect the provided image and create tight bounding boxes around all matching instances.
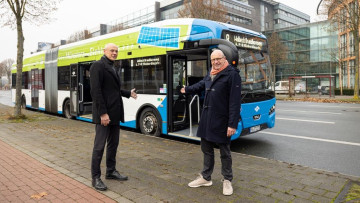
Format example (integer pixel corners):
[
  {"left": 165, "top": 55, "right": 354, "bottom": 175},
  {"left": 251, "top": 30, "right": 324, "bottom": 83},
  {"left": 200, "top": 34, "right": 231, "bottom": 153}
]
[
  {"left": 131, "top": 88, "right": 137, "bottom": 99},
  {"left": 180, "top": 87, "right": 185, "bottom": 94},
  {"left": 100, "top": 114, "right": 110, "bottom": 126},
  {"left": 227, "top": 127, "right": 236, "bottom": 137}
]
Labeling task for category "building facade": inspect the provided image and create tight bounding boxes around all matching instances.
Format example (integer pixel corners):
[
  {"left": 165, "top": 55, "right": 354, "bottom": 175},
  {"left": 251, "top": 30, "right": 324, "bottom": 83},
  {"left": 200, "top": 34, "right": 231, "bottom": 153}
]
[
  {"left": 158, "top": 0, "right": 309, "bottom": 32},
  {"left": 327, "top": 0, "right": 359, "bottom": 89},
  {"left": 264, "top": 20, "right": 339, "bottom": 87},
  {"left": 97, "top": 0, "right": 310, "bottom": 35}
]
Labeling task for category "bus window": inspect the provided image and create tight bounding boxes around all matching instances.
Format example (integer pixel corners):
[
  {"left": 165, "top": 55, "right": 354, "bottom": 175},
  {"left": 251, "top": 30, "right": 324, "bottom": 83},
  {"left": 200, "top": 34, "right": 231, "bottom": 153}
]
[
  {"left": 58, "top": 66, "right": 70, "bottom": 90},
  {"left": 238, "top": 49, "right": 270, "bottom": 91},
  {"left": 120, "top": 56, "right": 166, "bottom": 94}
]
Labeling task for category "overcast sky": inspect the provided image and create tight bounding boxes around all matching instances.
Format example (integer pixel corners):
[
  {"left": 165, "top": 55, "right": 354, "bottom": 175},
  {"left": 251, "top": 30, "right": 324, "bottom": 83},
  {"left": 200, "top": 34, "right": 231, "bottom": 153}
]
[{"left": 0, "top": 0, "right": 321, "bottom": 62}]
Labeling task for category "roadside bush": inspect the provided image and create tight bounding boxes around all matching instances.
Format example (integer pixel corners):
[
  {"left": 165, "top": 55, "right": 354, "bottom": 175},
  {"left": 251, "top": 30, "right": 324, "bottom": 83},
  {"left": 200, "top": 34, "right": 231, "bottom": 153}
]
[{"left": 335, "top": 88, "right": 360, "bottom": 95}]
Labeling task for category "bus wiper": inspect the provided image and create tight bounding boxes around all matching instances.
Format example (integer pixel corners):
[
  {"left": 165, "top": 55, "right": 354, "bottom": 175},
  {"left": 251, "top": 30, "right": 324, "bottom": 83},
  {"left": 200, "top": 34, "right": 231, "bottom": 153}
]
[{"left": 241, "top": 90, "right": 252, "bottom": 101}]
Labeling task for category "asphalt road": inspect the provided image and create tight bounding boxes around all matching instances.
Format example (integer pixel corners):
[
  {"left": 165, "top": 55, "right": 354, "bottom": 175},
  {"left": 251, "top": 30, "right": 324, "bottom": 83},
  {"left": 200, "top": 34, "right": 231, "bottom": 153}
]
[
  {"left": 231, "top": 100, "right": 360, "bottom": 177},
  {"left": 2, "top": 90, "right": 359, "bottom": 177}
]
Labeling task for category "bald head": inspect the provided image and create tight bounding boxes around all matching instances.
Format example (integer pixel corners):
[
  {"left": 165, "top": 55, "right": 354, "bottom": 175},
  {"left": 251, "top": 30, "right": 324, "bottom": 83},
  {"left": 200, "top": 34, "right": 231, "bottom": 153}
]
[
  {"left": 211, "top": 49, "right": 225, "bottom": 58},
  {"left": 211, "top": 49, "right": 227, "bottom": 70},
  {"left": 104, "top": 43, "right": 118, "bottom": 61}
]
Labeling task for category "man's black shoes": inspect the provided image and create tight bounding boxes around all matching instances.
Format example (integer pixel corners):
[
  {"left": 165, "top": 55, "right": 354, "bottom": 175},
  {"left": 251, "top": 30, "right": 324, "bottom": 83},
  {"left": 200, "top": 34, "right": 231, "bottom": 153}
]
[
  {"left": 92, "top": 178, "right": 107, "bottom": 191},
  {"left": 106, "top": 170, "right": 128, "bottom": 181}
]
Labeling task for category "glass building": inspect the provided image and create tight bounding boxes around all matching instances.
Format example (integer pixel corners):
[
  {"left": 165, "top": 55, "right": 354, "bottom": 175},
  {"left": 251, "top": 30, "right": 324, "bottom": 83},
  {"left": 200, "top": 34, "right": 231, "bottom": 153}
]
[
  {"left": 264, "top": 20, "right": 340, "bottom": 88},
  {"left": 86, "top": 0, "right": 310, "bottom": 37}
]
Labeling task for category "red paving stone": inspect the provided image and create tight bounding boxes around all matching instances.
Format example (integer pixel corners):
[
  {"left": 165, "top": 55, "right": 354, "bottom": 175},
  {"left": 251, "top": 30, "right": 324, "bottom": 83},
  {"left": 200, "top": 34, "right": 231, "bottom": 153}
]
[{"left": 0, "top": 140, "right": 116, "bottom": 203}]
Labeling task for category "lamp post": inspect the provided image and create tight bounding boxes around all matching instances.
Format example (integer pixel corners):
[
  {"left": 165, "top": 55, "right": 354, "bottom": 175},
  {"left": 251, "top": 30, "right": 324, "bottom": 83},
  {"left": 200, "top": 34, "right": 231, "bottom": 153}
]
[{"left": 317, "top": 0, "right": 324, "bottom": 15}]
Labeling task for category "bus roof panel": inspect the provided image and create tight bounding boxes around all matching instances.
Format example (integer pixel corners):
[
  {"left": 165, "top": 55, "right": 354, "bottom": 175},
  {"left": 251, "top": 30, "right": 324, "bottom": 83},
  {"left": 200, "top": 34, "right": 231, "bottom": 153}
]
[
  {"left": 189, "top": 19, "right": 266, "bottom": 41},
  {"left": 218, "top": 22, "right": 266, "bottom": 39}
]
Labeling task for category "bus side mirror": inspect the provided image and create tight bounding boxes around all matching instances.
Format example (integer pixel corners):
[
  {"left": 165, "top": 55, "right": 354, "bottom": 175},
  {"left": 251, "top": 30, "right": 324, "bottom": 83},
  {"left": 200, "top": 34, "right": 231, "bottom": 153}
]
[{"left": 217, "top": 44, "right": 239, "bottom": 67}]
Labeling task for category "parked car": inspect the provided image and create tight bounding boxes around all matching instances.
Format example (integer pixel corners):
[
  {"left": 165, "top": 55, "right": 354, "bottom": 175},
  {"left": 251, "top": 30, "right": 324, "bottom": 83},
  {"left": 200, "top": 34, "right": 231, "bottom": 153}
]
[
  {"left": 274, "top": 81, "right": 289, "bottom": 94},
  {"left": 319, "top": 86, "right": 330, "bottom": 95}
]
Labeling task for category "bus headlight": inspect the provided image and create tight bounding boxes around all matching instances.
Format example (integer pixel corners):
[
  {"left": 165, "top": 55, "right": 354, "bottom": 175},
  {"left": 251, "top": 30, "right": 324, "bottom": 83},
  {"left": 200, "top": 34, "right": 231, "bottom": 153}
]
[{"left": 269, "top": 104, "right": 275, "bottom": 115}]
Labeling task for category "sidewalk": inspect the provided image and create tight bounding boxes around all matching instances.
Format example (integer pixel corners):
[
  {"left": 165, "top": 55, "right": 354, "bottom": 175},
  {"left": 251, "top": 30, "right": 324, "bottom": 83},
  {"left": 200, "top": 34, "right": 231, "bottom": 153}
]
[
  {"left": 0, "top": 103, "right": 359, "bottom": 202},
  {"left": 0, "top": 139, "right": 116, "bottom": 203}
]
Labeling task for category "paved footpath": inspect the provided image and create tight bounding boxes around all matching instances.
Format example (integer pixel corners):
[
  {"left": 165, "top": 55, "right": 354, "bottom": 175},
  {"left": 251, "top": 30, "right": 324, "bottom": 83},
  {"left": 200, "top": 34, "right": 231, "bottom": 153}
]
[
  {"left": 0, "top": 139, "right": 116, "bottom": 203},
  {"left": 0, "top": 103, "right": 359, "bottom": 203}
]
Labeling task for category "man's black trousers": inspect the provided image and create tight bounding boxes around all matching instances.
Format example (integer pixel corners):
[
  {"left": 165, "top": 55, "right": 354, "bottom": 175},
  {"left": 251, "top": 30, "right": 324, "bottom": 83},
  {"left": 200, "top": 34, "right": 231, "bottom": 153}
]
[
  {"left": 91, "top": 124, "right": 120, "bottom": 179},
  {"left": 200, "top": 138, "right": 233, "bottom": 181}
]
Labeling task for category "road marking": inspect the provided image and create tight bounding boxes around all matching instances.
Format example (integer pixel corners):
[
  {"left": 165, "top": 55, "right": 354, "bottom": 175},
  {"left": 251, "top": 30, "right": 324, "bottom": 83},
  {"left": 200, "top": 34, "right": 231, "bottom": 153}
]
[
  {"left": 279, "top": 109, "right": 342, "bottom": 115},
  {"left": 276, "top": 117, "right": 335, "bottom": 124},
  {"left": 307, "top": 105, "right": 360, "bottom": 109},
  {"left": 259, "top": 131, "right": 360, "bottom": 147}
]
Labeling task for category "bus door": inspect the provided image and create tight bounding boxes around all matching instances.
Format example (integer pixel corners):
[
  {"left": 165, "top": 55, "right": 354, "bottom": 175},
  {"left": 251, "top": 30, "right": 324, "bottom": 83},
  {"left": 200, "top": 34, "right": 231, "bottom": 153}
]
[
  {"left": 70, "top": 62, "right": 92, "bottom": 117},
  {"left": 31, "top": 69, "right": 39, "bottom": 108},
  {"left": 168, "top": 49, "right": 208, "bottom": 138},
  {"left": 168, "top": 56, "right": 189, "bottom": 132}
]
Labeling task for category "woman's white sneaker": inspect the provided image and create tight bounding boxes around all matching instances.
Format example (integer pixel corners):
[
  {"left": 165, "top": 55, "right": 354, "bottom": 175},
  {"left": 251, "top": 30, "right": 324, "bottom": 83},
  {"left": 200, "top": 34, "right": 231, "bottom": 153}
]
[{"left": 188, "top": 174, "right": 213, "bottom": 188}]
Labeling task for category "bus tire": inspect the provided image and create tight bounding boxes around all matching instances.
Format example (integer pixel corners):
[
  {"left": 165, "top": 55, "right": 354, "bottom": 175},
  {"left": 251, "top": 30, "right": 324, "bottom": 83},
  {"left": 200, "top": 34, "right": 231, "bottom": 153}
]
[
  {"left": 63, "top": 99, "right": 73, "bottom": 119},
  {"left": 139, "top": 107, "right": 161, "bottom": 137},
  {"left": 21, "top": 95, "right": 26, "bottom": 109}
]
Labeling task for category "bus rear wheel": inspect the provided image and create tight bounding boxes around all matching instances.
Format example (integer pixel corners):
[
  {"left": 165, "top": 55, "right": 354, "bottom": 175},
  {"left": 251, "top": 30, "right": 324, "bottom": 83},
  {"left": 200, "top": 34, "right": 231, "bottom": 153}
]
[
  {"left": 139, "top": 108, "right": 161, "bottom": 137},
  {"left": 63, "top": 99, "right": 73, "bottom": 119}
]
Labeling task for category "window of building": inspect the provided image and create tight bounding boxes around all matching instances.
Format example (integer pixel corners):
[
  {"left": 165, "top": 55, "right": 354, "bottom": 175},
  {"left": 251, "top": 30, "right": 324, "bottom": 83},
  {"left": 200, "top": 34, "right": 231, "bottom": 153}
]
[
  {"left": 220, "top": 0, "right": 252, "bottom": 14},
  {"left": 340, "top": 34, "right": 347, "bottom": 59},
  {"left": 349, "top": 60, "right": 355, "bottom": 88},
  {"left": 228, "top": 13, "right": 252, "bottom": 25},
  {"left": 276, "top": 19, "right": 296, "bottom": 28},
  {"left": 265, "top": 22, "right": 269, "bottom": 29},
  {"left": 349, "top": 32, "right": 354, "bottom": 57},
  {"left": 342, "top": 61, "right": 348, "bottom": 88},
  {"left": 265, "top": 6, "right": 268, "bottom": 13},
  {"left": 275, "top": 9, "right": 309, "bottom": 24},
  {"left": 340, "top": 8, "right": 347, "bottom": 32},
  {"left": 161, "top": 5, "right": 181, "bottom": 20}
]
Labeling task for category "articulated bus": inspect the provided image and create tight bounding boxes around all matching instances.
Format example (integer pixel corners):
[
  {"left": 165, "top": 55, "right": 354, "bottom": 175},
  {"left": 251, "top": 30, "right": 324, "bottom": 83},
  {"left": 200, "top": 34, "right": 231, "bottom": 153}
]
[{"left": 12, "top": 18, "right": 276, "bottom": 141}]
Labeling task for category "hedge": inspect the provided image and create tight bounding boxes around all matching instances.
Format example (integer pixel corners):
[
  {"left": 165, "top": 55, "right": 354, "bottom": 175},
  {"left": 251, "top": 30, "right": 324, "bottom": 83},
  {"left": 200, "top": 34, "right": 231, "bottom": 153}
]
[{"left": 335, "top": 88, "right": 360, "bottom": 95}]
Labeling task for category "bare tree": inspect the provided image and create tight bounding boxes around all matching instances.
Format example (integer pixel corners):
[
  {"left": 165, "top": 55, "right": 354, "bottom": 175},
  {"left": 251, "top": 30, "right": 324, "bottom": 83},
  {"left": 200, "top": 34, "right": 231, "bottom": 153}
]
[
  {"left": 267, "top": 32, "right": 288, "bottom": 83},
  {"left": 0, "top": 58, "right": 15, "bottom": 85},
  {"left": 67, "top": 30, "right": 92, "bottom": 44},
  {"left": 320, "top": 0, "right": 360, "bottom": 99},
  {"left": 109, "top": 23, "right": 126, "bottom": 33},
  {"left": 0, "top": 0, "right": 60, "bottom": 117},
  {"left": 178, "top": 0, "right": 228, "bottom": 22}
]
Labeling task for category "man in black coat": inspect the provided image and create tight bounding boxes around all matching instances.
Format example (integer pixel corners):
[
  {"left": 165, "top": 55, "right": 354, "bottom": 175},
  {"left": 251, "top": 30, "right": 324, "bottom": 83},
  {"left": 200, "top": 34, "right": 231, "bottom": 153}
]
[
  {"left": 90, "top": 43, "right": 137, "bottom": 191},
  {"left": 181, "top": 49, "right": 241, "bottom": 196}
]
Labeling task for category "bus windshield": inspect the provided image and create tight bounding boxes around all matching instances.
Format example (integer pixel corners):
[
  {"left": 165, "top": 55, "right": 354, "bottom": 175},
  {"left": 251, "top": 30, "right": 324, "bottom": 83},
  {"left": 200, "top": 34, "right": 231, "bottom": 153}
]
[{"left": 238, "top": 49, "right": 272, "bottom": 92}]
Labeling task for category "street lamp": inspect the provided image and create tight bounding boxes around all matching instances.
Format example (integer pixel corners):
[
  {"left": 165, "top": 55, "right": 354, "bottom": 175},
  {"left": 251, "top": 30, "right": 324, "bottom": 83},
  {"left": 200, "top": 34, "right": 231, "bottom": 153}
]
[{"left": 317, "top": 0, "right": 324, "bottom": 15}]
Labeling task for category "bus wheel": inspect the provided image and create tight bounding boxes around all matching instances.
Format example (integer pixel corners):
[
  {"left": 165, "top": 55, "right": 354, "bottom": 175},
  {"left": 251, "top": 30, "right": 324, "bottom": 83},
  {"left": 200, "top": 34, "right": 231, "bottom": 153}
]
[
  {"left": 21, "top": 96, "right": 26, "bottom": 109},
  {"left": 63, "top": 100, "right": 73, "bottom": 119},
  {"left": 139, "top": 108, "right": 161, "bottom": 137}
]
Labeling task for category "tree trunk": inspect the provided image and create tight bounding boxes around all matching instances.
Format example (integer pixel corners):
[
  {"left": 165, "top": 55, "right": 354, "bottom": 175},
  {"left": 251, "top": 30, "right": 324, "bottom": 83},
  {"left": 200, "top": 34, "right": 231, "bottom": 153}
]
[
  {"left": 14, "top": 18, "right": 24, "bottom": 117},
  {"left": 339, "top": 61, "right": 343, "bottom": 95},
  {"left": 354, "top": 31, "right": 359, "bottom": 99},
  {"left": 272, "top": 64, "right": 276, "bottom": 87}
]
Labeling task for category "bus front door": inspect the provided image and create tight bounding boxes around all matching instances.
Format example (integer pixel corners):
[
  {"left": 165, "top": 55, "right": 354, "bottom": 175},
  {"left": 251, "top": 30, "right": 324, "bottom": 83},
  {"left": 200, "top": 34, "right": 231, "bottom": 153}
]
[
  {"left": 168, "top": 51, "right": 208, "bottom": 138},
  {"left": 70, "top": 63, "right": 92, "bottom": 117},
  {"left": 169, "top": 56, "right": 189, "bottom": 132}
]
